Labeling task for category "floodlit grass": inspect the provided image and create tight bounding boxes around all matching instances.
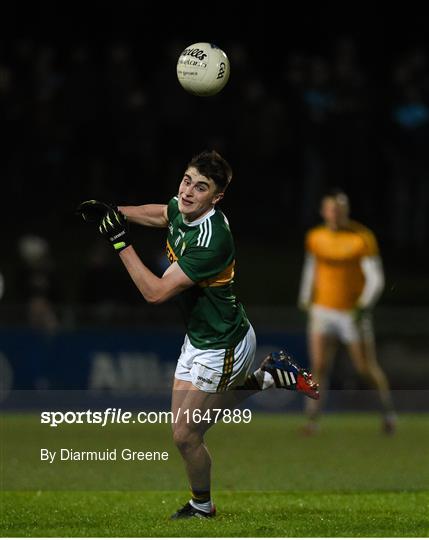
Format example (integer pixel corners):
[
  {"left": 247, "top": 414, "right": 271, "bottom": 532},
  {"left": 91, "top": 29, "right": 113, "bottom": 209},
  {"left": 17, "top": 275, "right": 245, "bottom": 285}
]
[{"left": 1, "top": 413, "right": 428, "bottom": 536}]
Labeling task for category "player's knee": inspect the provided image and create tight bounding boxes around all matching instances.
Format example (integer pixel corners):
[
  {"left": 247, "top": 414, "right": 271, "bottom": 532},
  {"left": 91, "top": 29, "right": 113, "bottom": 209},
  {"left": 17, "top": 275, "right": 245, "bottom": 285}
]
[
  {"left": 173, "top": 426, "right": 200, "bottom": 453},
  {"left": 172, "top": 427, "right": 188, "bottom": 451}
]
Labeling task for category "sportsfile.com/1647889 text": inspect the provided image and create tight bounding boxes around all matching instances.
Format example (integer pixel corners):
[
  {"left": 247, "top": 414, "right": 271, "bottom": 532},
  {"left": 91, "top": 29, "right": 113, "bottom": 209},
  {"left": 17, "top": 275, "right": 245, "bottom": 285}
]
[{"left": 40, "top": 408, "right": 252, "bottom": 427}]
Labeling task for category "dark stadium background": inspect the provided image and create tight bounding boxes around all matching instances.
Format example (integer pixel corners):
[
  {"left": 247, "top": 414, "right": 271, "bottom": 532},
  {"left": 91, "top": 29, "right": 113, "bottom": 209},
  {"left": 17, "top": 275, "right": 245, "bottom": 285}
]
[{"left": 0, "top": 5, "right": 428, "bottom": 406}]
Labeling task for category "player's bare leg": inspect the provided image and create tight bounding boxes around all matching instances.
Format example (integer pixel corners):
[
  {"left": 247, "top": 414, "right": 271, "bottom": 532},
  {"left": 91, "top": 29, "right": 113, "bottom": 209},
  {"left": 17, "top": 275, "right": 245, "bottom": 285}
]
[
  {"left": 170, "top": 351, "right": 320, "bottom": 519},
  {"left": 171, "top": 378, "right": 232, "bottom": 519},
  {"left": 303, "top": 332, "right": 337, "bottom": 434},
  {"left": 171, "top": 379, "right": 212, "bottom": 492},
  {"left": 347, "top": 338, "right": 396, "bottom": 434}
]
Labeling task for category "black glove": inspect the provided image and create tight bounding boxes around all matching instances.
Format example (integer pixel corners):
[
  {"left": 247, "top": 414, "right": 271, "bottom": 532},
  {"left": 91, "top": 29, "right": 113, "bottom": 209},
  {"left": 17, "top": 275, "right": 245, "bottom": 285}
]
[
  {"left": 98, "top": 207, "right": 131, "bottom": 252},
  {"left": 76, "top": 200, "right": 116, "bottom": 223}
]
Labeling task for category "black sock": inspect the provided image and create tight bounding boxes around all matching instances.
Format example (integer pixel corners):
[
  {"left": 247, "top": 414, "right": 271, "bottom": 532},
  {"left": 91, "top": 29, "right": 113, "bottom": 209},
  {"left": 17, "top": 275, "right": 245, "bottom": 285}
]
[
  {"left": 238, "top": 373, "right": 261, "bottom": 390},
  {"left": 191, "top": 489, "right": 211, "bottom": 504}
]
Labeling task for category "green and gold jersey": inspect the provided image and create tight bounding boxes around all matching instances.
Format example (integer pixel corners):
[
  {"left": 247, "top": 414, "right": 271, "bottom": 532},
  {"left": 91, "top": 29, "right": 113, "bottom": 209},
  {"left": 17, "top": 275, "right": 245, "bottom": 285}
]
[{"left": 166, "top": 197, "right": 249, "bottom": 350}]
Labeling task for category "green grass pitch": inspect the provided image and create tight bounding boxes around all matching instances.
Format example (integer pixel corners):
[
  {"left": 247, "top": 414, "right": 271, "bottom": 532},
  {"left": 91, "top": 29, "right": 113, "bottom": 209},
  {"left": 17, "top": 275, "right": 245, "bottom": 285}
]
[{"left": 1, "top": 412, "right": 428, "bottom": 536}]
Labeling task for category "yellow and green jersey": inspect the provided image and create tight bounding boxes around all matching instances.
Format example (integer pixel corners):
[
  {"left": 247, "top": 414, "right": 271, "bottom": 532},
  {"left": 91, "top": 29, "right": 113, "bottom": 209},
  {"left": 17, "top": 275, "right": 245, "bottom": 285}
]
[{"left": 166, "top": 197, "right": 249, "bottom": 349}]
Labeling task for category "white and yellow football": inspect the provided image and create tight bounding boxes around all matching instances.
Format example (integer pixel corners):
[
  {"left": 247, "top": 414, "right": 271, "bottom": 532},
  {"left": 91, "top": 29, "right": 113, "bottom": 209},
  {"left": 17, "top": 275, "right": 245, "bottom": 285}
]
[{"left": 176, "top": 42, "right": 230, "bottom": 97}]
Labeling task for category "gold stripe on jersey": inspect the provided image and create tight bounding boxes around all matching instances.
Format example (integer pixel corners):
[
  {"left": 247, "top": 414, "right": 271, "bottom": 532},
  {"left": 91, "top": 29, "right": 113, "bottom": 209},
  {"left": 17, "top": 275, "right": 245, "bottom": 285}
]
[
  {"left": 166, "top": 240, "right": 178, "bottom": 265},
  {"left": 217, "top": 348, "right": 234, "bottom": 392},
  {"left": 199, "top": 261, "right": 235, "bottom": 288}
]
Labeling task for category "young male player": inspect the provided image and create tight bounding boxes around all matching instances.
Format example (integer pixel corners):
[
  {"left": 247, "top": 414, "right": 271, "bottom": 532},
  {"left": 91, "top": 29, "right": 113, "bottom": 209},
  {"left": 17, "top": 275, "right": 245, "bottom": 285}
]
[
  {"left": 298, "top": 190, "right": 395, "bottom": 435},
  {"left": 77, "top": 150, "right": 319, "bottom": 519}
]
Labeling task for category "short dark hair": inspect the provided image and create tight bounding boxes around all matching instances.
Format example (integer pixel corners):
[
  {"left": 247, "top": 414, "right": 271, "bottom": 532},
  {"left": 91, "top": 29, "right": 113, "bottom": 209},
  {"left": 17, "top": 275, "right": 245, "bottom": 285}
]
[{"left": 188, "top": 150, "right": 233, "bottom": 192}]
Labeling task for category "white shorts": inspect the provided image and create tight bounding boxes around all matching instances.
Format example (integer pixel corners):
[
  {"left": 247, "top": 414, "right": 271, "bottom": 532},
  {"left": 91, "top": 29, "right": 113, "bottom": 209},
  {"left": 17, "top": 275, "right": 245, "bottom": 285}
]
[
  {"left": 309, "top": 305, "right": 374, "bottom": 344},
  {"left": 174, "top": 325, "right": 257, "bottom": 393}
]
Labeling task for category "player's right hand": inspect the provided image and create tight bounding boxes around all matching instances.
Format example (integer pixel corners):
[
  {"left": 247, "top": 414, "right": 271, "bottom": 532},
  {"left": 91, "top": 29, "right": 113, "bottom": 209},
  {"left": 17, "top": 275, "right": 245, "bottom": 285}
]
[
  {"left": 76, "top": 200, "right": 116, "bottom": 224},
  {"left": 352, "top": 305, "right": 370, "bottom": 323},
  {"left": 98, "top": 207, "right": 131, "bottom": 252}
]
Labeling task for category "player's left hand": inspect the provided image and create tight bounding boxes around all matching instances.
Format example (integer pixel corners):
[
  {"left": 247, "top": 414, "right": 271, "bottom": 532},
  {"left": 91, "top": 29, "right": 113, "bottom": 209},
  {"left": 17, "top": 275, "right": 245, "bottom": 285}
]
[
  {"left": 298, "top": 300, "right": 310, "bottom": 312},
  {"left": 98, "top": 208, "right": 131, "bottom": 253},
  {"left": 76, "top": 199, "right": 117, "bottom": 223}
]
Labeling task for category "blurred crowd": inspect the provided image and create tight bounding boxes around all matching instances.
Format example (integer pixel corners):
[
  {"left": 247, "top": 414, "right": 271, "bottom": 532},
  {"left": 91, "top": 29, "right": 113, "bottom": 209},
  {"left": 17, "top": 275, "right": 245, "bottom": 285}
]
[{"left": 1, "top": 35, "right": 429, "bottom": 320}]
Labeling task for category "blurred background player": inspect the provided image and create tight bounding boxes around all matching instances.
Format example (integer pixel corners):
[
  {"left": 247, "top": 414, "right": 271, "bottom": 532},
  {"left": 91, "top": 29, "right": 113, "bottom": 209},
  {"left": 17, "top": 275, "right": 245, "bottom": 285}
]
[
  {"left": 298, "top": 190, "right": 396, "bottom": 434},
  {"left": 16, "top": 235, "right": 59, "bottom": 333}
]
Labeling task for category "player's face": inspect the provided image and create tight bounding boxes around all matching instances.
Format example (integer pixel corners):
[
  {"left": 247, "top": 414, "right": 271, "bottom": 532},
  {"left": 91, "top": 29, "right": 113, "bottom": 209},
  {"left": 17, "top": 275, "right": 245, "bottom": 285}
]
[
  {"left": 178, "top": 167, "right": 224, "bottom": 221},
  {"left": 321, "top": 197, "right": 349, "bottom": 230}
]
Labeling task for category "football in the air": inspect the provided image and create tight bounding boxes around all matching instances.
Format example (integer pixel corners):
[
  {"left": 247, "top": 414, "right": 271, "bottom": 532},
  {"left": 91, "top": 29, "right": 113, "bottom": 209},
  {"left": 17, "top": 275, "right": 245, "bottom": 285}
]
[{"left": 176, "top": 42, "right": 230, "bottom": 97}]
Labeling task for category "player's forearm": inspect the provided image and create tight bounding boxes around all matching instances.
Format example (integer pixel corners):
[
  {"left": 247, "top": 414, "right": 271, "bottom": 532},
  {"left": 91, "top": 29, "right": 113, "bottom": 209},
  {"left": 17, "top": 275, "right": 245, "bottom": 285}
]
[
  {"left": 118, "top": 204, "right": 168, "bottom": 228},
  {"left": 118, "top": 246, "right": 170, "bottom": 304},
  {"left": 357, "top": 256, "right": 385, "bottom": 308},
  {"left": 298, "top": 254, "right": 315, "bottom": 309}
]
